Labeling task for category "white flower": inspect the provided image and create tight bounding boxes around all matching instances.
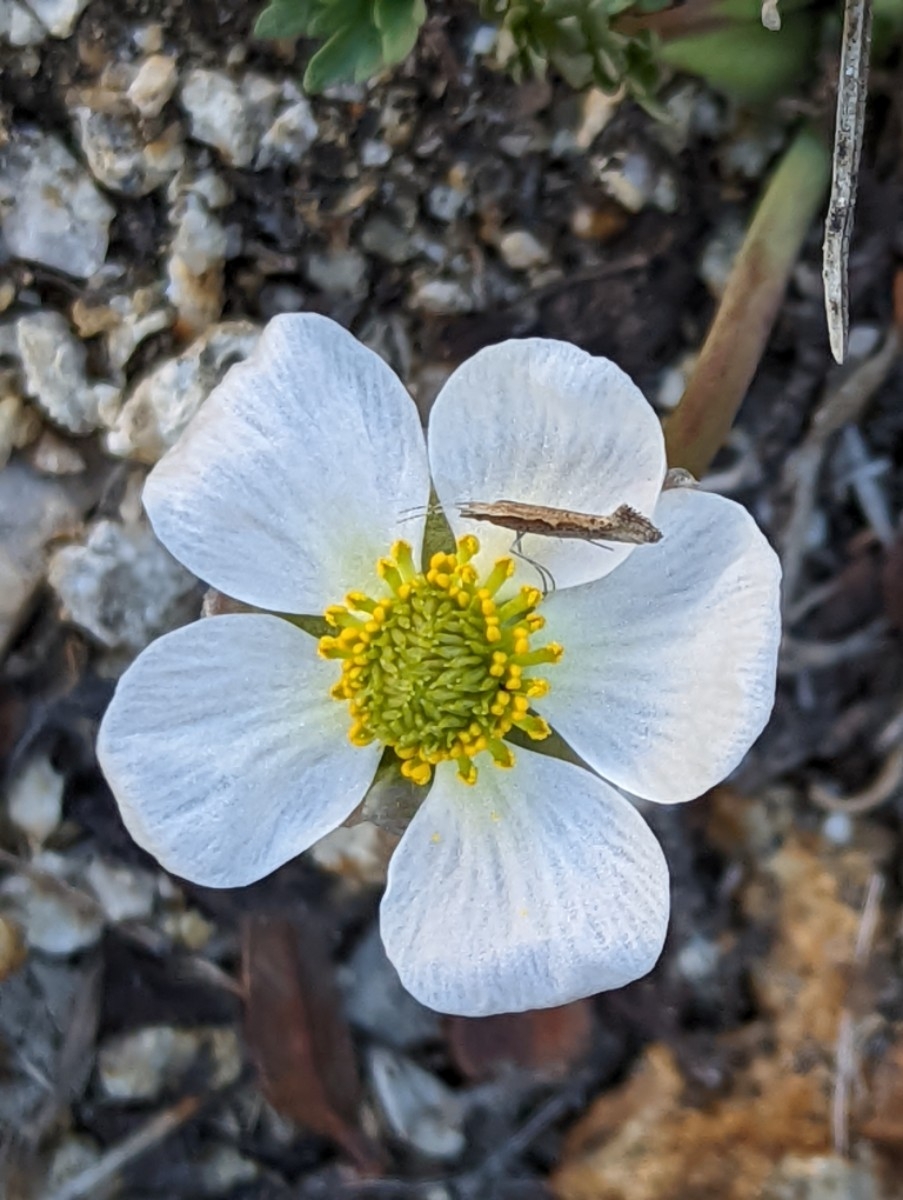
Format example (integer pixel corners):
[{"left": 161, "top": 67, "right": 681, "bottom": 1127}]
[{"left": 97, "top": 314, "right": 781, "bottom": 1017}]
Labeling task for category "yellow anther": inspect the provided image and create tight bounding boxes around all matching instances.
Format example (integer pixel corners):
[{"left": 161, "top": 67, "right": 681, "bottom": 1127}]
[
  {"left": 456, "top": 755, "right": 477, "bottom": 786},
  {"left": 488, "top": 739, "right": 515, "bottom": 769},
  {"left": 391, "top": 541, "right": 416, "bottom": 577},
  {"left": 401, "top": 759, "right": 431, "bottom": 786},
  {"left": 525, "top": 678, "right": 550, "bottom": 698},
  {"left": 484, "top": 558, "right": 515, "bottom": 596},
  {"left": 516, "top": 714, "right": 551, "bottom": 741}
]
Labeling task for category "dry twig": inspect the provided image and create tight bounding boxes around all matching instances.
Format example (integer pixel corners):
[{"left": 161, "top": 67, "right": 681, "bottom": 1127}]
[
  {"left": 832, "top": 872, "right": 884, "bottom": 1156},
  {"left": 43, "top": 1095, "right": 202, "bottom": 1200},
  {"left": 779, "top": 327, "right": 900, "bottom": 613},
  {"left": 809, "top": 746, "right": 903, "bottom": 816},
  {"left": 823, "top": 0, "right": 873, "bottom": 363}
]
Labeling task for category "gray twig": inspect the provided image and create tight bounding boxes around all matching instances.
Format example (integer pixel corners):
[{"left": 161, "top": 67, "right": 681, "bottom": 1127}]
[
  {"left": 43, "top": 1095, "right": 202, "bottom": 1200},
  {"left": 823, "top": 0, "right": 873, "bottom": 363}
]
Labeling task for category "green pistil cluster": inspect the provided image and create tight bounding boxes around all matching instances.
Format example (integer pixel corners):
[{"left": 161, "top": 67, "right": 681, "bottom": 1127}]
[{"left": 318, "top": 535, "right": 562, "bottom": 786}]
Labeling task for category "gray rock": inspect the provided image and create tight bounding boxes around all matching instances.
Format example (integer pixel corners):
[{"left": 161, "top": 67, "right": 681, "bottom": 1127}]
[
  {"left": 103, "top": 285, "right": 174, "bottom": 374},
  {"left": 0, "top": 460, "right": 85, "bottom": 654},
  {"left": 305, "top": 247, "right": 369, "bottom": 298},
  {"left": 72, "top": 104, "right": 184, "bottom": 195},
  {"left": 197, "top": 1146, "right": 259, "bottom": 1192},
  {"left": 498, "top": 229, "right": 550, "bottom": 271},
  {"left": 28, "top": 430, "right": 88, "bottom": 475},
  {"left": 127, "top": 53, "right": 179, "bottom": 118},
  {"left": 15, "top": 311, "right": 120, "bottom": 434},
  {"left": 0, "top": 392, "right": 42, "bottom": 469},
  {"left": 165, "top": 191, "right": 229, "bottom": 335},
  {"left": 257, "top": 96, "right": 318, "bottom": 168},
  {"left": 0, "top": 1, "right": 45, "bottom": 45},
  {"left": 699, "top": 212, "right": 745, "bottom": 299},
  {"left": 98, "top": 1026, "right": 242, "bottom": 1101},
  {"left": 593, "top": 149, "right": 662, "bottom": 214},
  {"left": 343, "top": 926, "right": 440, "bottom": 1049},
  {"left": 0, "top": 851, "right": 104, "bottom": 955},
  {"left": 85, "top": 857, "right": 157, "bottom": 922},
  {"left": 181, "top": 68, "right": 256, "bottom": 166},
  {"left": 106, "top": 320, "right": 259, "bottom": 462},
  {"left": 184, "top": 169, "right": 233, "bottom": 210},
  {"left": 411, "top": 278, "right": 474, "bottom": 315},
  {"left": 0, "top": 129, "right": 114, "bottom": 278},
  {"left": 48, "top": 517, "right": 199, "bottom": 654},
  {"left": 720, "top": 120, "right": 785, "bottom": 181},
  {"left": 426, "top": 184, "right": 467, "bottom": 223},
  {"left": 22, "top": 0, "right": 90, "bottom": 35},
  {"left": 361, "top": 138, "right": 392, "bottom": 167},
  {"left": 361, "top": 214, "right": 418, "bottom": 264},
  {"left": 368, "top": 1046, "right": 465, "bottom": 1161},
  {"left": 181, "top": 68, "right": 281, "bottom": 169},
  {"left": 6, "top": 755, "right": 64, "bottom": 847}
]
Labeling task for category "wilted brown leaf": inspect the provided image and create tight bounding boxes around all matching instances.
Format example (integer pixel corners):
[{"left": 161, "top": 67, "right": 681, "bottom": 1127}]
[
  {"left": 241, "top": 912, "right": 384, "bottom": 1173},
  {"left": 448, "top": 1001, "right": 595, "bottom": 1082}
]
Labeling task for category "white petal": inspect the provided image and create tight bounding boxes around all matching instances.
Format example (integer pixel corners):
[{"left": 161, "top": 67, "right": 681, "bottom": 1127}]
[
  {"left": 380, "top": 753, "right": 668, "bottom": 1016},
  {"left": 427, "top": 339, "right": 666, "bottom": 591},
  {"left": 97, "top": 614, "right": 380, "bottom": 887},
  {"left": 145, "top": 315, "right": 430, "bottom": 614},
  {"left": 538, "top": 488, "right": 781, "bottom": 804}
]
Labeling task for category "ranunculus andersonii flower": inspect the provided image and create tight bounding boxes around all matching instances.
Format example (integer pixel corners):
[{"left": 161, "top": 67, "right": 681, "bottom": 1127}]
[{"left": 97, "top": 314, "right": 781, "bottom": 1017}]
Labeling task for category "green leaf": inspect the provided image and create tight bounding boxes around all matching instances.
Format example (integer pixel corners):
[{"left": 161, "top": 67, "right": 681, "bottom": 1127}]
[
  {"left": 254, "top": 0, "right": 320, "bottom": 39},
  {"left": 659, "top": 11, "right": 813, "bottom": 103},
  {"left": 305, "top": 0, "right": 362, "bottom": 37},
  {"left": 302, "top": 21, "right": 384, "bottom": 91},
  {"left": 374, "top": 0, "right": 427, "bottom": 63}
]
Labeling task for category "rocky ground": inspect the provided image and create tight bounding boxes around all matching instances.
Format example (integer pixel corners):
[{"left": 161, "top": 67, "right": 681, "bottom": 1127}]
[{"left": 2, "top": 2, "right": 903, "bottom": 1198}]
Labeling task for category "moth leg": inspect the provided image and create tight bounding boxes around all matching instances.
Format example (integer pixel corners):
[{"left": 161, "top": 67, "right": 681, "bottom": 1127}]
[
  {"left": 510, "top": 532, "right": 557, "bottom": 596},
  {"left": 586, "top": 540, "right": 615, "bottom": 554}
]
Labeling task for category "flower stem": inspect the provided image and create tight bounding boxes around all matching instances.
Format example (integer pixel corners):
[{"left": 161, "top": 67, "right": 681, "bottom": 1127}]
[{"left": 663, "top": 123, "right": 831, "bottom": 478}]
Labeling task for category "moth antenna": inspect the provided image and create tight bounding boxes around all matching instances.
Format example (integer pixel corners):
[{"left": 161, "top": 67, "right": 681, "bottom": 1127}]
[{"left": 397, "top": 503, "right": 441, "bottom": 522}]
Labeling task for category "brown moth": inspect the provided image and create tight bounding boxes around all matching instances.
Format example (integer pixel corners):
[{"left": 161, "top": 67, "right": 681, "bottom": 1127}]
[{"left": 457, "top": 500, "right": 663, "bottom": 546}]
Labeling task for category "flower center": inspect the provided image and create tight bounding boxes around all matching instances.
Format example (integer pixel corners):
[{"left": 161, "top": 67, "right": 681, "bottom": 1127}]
[{"left": 318, "top": 536, "right": 562, "bottom": 786}]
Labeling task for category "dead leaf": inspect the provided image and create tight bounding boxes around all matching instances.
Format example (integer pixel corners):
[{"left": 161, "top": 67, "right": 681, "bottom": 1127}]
[
  {"left": 241, "top": 913, "right": 384, "bottom": 1173},
  {"left": 448, "top": 1001, "right": 595, "bottom": 1082}
]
